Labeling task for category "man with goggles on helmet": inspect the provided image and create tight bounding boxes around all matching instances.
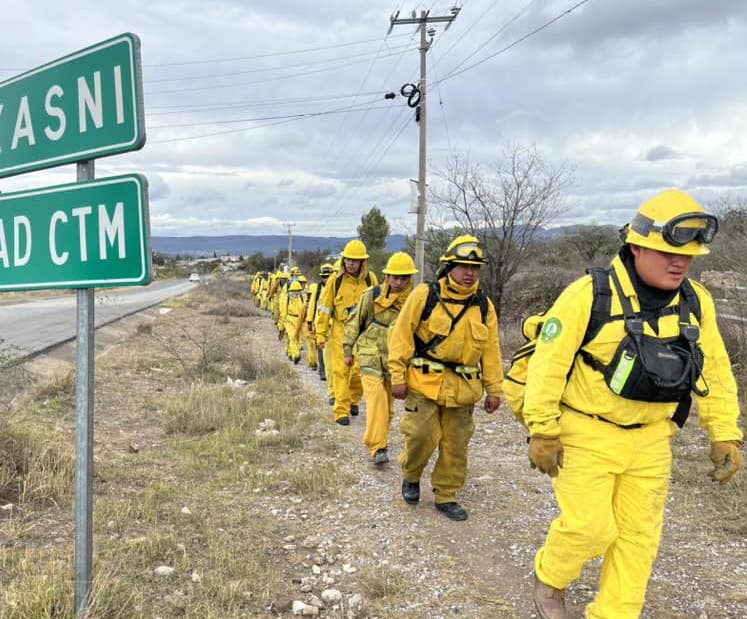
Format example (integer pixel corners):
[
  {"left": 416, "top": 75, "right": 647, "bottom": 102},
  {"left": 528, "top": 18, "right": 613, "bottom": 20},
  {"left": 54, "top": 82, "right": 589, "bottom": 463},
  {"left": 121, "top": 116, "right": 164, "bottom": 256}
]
[
  {"left": 523, "top": 189, "right": 743, "bottom": 619},
  {"left": 388, "top": 234, "right": 503, "bottom": 521}
]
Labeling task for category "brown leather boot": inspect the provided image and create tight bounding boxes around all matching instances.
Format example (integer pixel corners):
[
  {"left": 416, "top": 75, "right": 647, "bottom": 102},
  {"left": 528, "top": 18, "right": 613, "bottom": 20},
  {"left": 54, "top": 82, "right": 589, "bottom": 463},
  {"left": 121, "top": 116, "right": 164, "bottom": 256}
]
[{"left": 533, "top": 573, "right": 566, "bottom": 619}]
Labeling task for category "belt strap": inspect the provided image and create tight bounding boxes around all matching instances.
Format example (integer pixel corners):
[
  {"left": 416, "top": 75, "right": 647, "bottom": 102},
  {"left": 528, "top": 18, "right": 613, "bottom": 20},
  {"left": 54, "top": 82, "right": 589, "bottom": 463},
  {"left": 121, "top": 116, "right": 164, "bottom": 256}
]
[{"left": 564, "top": 403, "right": 645, "bottom": 430}]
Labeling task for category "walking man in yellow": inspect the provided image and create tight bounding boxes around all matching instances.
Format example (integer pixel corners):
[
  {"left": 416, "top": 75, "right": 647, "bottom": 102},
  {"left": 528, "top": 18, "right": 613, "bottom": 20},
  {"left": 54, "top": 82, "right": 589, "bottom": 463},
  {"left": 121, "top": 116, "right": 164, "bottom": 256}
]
[
  {"left": 523, "top": 190, "right": 743, "bottom": 619},
  {"left": 388, "top": 235, "right": 503, "bottom": 520},
  {"left": 343, "top": 252, "right": 417, "bottom": 465},
  {"left": 278, "top": 279, "right": 306, "bottom": 364},
  {"left": 316, "top": 240, "right": 378, "bottom": 425}
]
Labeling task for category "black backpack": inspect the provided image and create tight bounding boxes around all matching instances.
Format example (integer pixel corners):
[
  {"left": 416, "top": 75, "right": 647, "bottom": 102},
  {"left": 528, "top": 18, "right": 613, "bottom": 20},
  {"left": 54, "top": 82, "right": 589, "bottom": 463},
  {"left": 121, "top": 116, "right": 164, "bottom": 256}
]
[{"left": 503, "top": 267, "right": 702, "bottom": 426}]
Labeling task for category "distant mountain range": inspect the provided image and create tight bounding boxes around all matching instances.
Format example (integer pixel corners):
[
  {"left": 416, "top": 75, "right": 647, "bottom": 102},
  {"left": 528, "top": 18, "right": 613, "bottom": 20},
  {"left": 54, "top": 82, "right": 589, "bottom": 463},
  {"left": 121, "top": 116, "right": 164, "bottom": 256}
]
[{"left": 151, "top": 234, "right": 408, "bottom": 257}]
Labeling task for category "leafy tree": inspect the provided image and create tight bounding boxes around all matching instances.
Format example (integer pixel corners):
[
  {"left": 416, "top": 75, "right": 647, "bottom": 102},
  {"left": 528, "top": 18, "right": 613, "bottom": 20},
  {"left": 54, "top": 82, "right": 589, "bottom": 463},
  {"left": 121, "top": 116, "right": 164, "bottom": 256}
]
[
  {"left": 429, "top": 143, "right": 574, "bottom": 313},
  {"left": 357, "top": 206, "right": 390, "bottom": 252}
]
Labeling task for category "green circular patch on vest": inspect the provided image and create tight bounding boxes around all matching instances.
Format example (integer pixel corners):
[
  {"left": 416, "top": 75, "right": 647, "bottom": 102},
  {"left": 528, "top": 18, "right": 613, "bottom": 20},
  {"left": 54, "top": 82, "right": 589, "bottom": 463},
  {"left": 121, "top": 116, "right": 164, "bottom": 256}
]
[{"left": 540, "top": 317, "right": 563, "bottom": 343}]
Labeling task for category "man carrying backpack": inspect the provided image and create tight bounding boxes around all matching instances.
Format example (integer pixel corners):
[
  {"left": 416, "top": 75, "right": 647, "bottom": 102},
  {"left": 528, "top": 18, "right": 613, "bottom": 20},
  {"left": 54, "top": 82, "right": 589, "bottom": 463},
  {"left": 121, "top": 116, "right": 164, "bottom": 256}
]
[
  {"left": 343, "top": 252, "right": 418, "bottom": 466},
  {"left": 316, "top": 240, "right": 378, "bottom": 426},
  {"left": 523, "top": 190, "right": 743, "bottom": 619},
  {"left": 388, "top": 235, "right": 503, "bottom": 521}
]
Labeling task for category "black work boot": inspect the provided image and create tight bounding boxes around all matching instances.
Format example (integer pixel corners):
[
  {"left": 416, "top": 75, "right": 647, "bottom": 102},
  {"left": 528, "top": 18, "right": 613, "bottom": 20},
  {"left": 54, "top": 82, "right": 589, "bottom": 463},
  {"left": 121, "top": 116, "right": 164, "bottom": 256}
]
[
  {"left": 373, "top": 448, "right": 389, "bottom": 465},
  {"left": 336, "top": 416, "right": 350, "bottom": 426},
  {"left": 435, "top": 502, "right": 468, "bottom": 521},
  {"left": 350, "top": 404, "right": 359, "bottom": 416},
  {"left": 401, "top": 479, "right": 420, "bottom": 505}
]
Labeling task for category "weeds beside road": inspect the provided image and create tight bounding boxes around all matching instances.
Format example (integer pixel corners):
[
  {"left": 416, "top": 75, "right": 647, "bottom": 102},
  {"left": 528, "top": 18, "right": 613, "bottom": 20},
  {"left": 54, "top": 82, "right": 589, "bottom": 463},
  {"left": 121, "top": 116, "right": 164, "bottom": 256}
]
[{"left": 0, "top": 277, "right": 744, "bottom": 618}]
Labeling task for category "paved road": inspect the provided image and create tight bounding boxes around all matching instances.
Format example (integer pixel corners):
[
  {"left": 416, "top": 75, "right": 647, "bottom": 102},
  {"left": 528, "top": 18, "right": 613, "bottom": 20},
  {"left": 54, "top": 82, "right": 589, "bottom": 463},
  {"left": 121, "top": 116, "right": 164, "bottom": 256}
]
[{"left": 0, "top": 279, "right": 198, "bottom": 357}]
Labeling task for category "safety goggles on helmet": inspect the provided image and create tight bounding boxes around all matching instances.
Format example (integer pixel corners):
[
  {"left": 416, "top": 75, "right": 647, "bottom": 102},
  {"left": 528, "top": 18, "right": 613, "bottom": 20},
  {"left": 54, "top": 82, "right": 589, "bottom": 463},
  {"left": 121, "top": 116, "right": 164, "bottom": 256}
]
[
  {"left": 444, "top": 241, "right": 487, "bottom": 263},
  {"left": 631, "top": 211, "right": 718, "bottom": 247}
]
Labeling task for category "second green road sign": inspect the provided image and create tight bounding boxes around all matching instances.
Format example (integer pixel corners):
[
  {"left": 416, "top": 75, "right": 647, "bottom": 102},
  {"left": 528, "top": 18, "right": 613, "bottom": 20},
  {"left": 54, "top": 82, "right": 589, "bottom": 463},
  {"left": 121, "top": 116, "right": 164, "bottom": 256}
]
[
  {"left": 0, "top": 174, "right": 151, "bottom": 290},
  {"left": 0, "top": 33, "right": 145, "bottom": 178}
]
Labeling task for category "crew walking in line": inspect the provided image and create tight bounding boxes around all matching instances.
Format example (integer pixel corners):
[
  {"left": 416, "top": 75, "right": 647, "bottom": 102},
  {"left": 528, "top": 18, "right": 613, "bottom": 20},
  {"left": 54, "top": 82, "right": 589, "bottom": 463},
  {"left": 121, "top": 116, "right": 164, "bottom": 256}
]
[
  {"left": 387, "top": 235, "right": 503, "bottom": 521},
  {"left": 343, "top": 252, "right": 418, "bottom": 465},
  {"left": 316, "top": 240, "right": 378, "bottom": 426},
  {"left": 523, "top": 190, "right": 743, "bottom": 619}
]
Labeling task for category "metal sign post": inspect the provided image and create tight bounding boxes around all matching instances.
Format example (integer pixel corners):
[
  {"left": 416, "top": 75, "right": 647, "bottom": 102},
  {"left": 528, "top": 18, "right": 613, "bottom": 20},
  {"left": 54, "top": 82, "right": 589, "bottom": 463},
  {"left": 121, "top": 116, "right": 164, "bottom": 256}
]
[{"left": 74, "top": 160, "right": 95, "bottom": 615}]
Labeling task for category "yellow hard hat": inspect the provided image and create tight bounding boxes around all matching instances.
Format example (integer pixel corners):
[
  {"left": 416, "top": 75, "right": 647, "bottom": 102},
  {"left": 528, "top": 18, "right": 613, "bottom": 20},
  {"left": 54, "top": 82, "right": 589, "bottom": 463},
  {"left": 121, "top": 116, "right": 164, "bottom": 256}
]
[
  {"left": 382, "top": 252, "right": 418, "bottom": 275},
  {"left": 440, "top": 234, "right": 487, "bottom": 265},
  {"left": 298, "top": 275, "right": 307, "bottom": 283},
  {"left": 277, "top": 270, "right": 289, "bottom": 278},
  {"left": 625, "top": 189, "right": 718, "bottom": 256},
  {"left": 319, "top": 263, "right": 335, "bottom": 276},
  {"left": 289, "top": 266, "right": 301, "bottom": 275},
  {"left": 341, "top": 239, "right": 369, "bottom": 260},
  {"left": 289, "top": 280, "right": 303, "bottom": 292}
]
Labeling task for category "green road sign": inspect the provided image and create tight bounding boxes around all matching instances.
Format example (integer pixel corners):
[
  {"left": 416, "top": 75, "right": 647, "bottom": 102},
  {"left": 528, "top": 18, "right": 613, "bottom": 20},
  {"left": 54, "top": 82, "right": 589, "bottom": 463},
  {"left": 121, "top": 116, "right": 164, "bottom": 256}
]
[
  {"left": 0, "top": 174, "right": 151, "bottom": 290},
  {"left": 0, "top": 33, "right": 145, "bottom": 178}
]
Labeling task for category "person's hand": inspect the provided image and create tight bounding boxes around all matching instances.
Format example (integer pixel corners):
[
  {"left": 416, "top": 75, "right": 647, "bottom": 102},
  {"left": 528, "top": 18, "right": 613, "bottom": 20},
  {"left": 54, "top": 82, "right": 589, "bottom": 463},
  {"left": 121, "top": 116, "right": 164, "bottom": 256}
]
[
  {"left": 484, "top": 395, "right": 500, "bottom": 413},
  {"left": 709, "top": 440, "right": 743, "bottom": 485},
  {"left": 529, "top": 435, "right": 564, "bottom": 477},
  {"left": 391, "top": 384, "right": 408, "bottom": 400},
  {"left": 343, "top": 355, "right": 354, "bottom": 367},
  {"left": 316, "top": 336, "right": 326, "bottom": 349}
]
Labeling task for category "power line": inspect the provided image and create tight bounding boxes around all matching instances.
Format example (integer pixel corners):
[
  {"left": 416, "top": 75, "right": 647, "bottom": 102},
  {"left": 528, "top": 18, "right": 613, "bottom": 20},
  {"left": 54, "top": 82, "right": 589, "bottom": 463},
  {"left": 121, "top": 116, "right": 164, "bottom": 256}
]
[
  {"left": 145, "top": 49, "right": 415, "bottom": 95},
  {"left": 438, "top": 0, "right": 594, "bottom": 84},
  {"left": 147, "top": 97, "right": 385, "bottom": 129},
  {"left": 144, "top": 43, "right": 415, "bottom": 84},
  {"left": 142, "top": 32, "right": 414, "bottom": 67},
  {"left": 148, "top": 102, "right": 398, "bottom": 144}
]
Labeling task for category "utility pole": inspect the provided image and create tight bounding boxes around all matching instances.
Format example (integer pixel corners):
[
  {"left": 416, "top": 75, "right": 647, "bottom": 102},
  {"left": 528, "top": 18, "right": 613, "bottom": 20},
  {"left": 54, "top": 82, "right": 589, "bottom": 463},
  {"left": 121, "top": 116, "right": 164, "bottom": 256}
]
[
  {"left": 389, "top": 6, "right": 459, "bottom": 282},
  {"left": 286, "top": 223, "right": 295, "bottom": 268}
]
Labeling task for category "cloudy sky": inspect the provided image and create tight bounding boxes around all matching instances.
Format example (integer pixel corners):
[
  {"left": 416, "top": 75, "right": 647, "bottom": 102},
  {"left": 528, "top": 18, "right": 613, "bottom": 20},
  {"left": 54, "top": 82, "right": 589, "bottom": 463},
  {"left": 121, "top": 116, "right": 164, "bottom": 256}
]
[{"left": 1, "top": 0, "right": 746, "bottom": 238}]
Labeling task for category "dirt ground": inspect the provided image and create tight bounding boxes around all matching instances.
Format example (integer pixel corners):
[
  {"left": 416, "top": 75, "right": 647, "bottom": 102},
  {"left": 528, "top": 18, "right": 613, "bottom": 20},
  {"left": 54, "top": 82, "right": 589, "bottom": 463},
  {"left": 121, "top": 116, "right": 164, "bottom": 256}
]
[{"left": 19, "top": 287, "right": 747, "bottom": 618}]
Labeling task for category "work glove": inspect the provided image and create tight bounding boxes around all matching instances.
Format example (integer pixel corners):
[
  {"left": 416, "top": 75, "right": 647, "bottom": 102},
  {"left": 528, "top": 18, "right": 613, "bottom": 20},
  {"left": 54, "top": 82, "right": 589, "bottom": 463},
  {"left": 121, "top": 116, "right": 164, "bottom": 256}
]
[
  {"left": 277, "top": 330, "right": 284, "bottom": 341},
  {"left": 484, "top": 395, "right": 500, "bottom": 413},
  {"left": 391, "top": 384, "right": 408, "bottom": 400},
  {"left": 529, "top": 435, "right": 564, "bottom": 478},
  {"left": 709, "top": 440, "right": 743, "bottom": 485}
]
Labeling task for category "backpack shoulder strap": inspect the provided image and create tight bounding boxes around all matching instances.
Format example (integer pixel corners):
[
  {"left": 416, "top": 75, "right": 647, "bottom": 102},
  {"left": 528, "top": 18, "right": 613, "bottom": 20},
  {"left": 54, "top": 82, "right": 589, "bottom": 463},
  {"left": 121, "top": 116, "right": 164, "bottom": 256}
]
[
  {"left": 365, "top": 273, "right": 372, "bottom": 287},
  {"left": 582, "top": 267, "right": 613, "bottom": 345},
  {"left": 419, "top": 280, "right": 441, "bottom": 323},
  {"left": 679, "top": 278, "right": 702, "bottom": 323},
  {"left": 333, "top": 272, "right": 344, "bottom": 297}
]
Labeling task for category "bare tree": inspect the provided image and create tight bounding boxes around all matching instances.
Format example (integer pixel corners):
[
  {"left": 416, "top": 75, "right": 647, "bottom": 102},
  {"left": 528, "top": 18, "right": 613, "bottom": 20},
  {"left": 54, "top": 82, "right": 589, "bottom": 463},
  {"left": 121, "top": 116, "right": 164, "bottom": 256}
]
[{"left": 429, "top": 144, "right": 574, "bottom": 313}]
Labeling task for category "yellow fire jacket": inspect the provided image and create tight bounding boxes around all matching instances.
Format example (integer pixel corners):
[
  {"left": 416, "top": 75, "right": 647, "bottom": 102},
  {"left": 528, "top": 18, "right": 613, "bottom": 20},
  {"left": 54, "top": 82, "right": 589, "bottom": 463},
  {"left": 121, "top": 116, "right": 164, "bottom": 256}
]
[
  {"left": 523, "top": 255, "right": 744, "bottom": 442},
  {"left": 315, "top": 266, "right": 379, "bottom": 344},
  {"left": 343, "top": 280, "right": 413, "bottom": 377},
  {"left": 387, "top": 276, "right": 503, "bottom": 407}
]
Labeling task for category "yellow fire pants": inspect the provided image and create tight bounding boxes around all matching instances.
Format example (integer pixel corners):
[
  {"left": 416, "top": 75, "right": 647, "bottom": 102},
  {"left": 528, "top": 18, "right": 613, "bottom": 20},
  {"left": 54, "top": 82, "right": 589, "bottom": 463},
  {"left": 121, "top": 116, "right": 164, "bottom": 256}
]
[
  {"left": 323, "top": 342, "right": 334, "bottom": 399},
  {"left": 329, "top": 323, "right": 362, "bottom": 421},
  {"left": 304, "top": 327, "right": 318, "bottom": 369},
  {"left": 398, "top": 390, "right": 475, "bottom": 503},
  {"left": 361, "top": 373, "right": 394, "bottom": 455},
  {"left": 535, "top": 410, "right": 673, "bottom": 619}
]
